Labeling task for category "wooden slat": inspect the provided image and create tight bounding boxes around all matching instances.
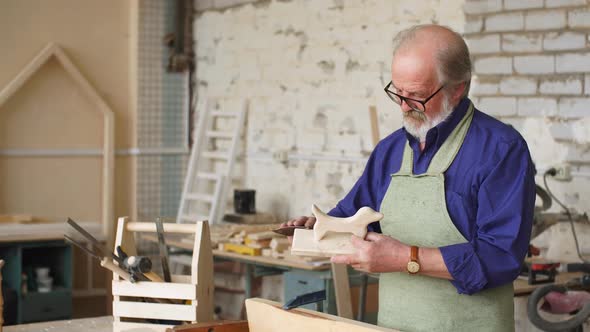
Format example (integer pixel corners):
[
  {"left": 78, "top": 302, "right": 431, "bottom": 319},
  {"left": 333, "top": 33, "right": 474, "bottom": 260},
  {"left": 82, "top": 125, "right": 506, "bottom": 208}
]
[
  {"left": 112, "top": 280, "right": 198, "bottom": 300},
  {"left": 202, "top": 151, "right": 229, "bottom": 160},
  {"left": 113, "top": 320, "right": 173, "bottom": 332},
  {"left": 186, "top": 193, "right": 214, "bottom": 203},
  {"left": 113, "top": 301, "right": 197, "bottom": 321},
  {"left": 206, "top": 130, "right": 234, "bottom": 139},
  {"left": 125, "top": 222, "right": 200, "bottom": 234},
  {"left": 210, "top": 111, "right": 239, "bottom": 117}
]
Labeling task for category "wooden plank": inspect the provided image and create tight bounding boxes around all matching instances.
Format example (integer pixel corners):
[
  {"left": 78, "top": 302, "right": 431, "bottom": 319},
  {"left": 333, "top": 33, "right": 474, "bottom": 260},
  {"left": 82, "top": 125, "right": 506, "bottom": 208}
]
[
  {"left": 245, "top": 298, "right": 394, "bottom": 332},
  {"left": 192, "top": 221, "right": 214, "bottom": 322},
  {"left": 126, "top": 222, "right": 201, "bottom": 234},
  {"left": 112, "top": 280, "right": 198, "bottom": 300},
  {"left": 331, "top": 263, "right": 353, "bottom": 319},
  {"left": 114, "top": 320, "right": 173, "bottom": 332},
  {"left": 168, "top": 320, "right": 249, "bottom": 332},
  {"left": 291, "top": 229, "right": 356, "bottom": 257},
  {"left": 368, "top": 106, "right": 380, "bottom": 147},
  {"left": 113, "top": 301, "right": 197, "bottom": 321}
]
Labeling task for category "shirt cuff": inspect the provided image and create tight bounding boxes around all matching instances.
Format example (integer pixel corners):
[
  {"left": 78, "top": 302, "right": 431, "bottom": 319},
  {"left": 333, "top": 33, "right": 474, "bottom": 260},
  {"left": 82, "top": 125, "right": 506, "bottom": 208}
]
[{"left": 440, "top": 242, "right": 488, "bottom": 295}]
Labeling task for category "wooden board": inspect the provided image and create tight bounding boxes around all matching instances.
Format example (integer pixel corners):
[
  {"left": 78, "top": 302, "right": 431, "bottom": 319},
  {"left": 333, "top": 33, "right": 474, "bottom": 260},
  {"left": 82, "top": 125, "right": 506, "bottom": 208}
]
[
  {"left": 245, "top": 298, "right": 394, "bottom": 332},
  {"left": 291, "top": 229, "right": 356, "bottom": 257},
  {"left": 168, "top": 320, "right": 249, "bottom": 332}
]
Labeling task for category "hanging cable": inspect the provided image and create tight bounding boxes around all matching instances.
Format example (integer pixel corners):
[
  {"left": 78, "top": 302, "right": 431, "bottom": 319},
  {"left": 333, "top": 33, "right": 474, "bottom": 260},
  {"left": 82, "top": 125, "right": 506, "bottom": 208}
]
[{"left": 543, "top": 169, "right": 589, "bottom": 263}]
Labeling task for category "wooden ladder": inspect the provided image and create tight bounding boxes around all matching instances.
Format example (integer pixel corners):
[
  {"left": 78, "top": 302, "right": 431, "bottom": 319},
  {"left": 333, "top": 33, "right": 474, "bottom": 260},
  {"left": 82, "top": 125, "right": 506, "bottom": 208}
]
[{"left": 176, "top": 98, "right": 246, "bottom": 225}]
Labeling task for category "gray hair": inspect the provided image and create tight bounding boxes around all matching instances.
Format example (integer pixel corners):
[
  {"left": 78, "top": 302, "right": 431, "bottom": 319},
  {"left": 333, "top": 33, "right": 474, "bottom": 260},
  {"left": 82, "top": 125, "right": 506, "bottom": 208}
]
[{"left": 392, "top": 24, "right": 472, "bottom": 99}]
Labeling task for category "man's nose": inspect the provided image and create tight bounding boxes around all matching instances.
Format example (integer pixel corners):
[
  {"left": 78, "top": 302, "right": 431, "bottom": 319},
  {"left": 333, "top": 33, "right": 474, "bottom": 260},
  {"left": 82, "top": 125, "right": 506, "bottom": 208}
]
[{"left": 399, "top": 100, "right": 413, "bottom": 113}]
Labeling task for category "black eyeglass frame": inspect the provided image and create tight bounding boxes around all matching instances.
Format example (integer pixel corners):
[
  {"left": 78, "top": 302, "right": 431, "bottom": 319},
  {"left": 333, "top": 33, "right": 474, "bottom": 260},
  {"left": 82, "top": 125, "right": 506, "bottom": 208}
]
[{"left": 384, "top": 81, "right": 445, "bottom": 113}]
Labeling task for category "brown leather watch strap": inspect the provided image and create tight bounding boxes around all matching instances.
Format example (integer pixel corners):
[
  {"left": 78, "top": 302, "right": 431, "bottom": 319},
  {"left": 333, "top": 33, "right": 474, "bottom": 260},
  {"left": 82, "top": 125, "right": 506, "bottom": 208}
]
[{"left": 410, "top": 246, "right": 419, "bottom": 261}]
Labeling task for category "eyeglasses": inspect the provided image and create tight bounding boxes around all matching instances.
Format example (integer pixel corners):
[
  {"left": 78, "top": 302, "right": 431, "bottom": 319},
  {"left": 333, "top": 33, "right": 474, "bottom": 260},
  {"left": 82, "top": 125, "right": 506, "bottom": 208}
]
[{"left": 384, "top": 81, "right": 444, "bottom": 113}]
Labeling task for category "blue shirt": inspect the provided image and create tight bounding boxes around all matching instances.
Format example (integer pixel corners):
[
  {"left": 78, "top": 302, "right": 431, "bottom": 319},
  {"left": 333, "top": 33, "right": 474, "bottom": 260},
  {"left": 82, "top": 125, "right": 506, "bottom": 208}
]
[{"left": 328, "top": 98, "right": 536, "bottom": 295}]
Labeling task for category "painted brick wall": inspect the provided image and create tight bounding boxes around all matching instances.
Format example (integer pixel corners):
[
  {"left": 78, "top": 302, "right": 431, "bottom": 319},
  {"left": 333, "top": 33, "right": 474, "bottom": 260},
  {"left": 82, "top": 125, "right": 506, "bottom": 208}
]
[
  {"left": 465, "top": 0, "right": 590, "bottom": 218},
  {"left": 193, "top": 0, "right": 465, "bottom": 219}
]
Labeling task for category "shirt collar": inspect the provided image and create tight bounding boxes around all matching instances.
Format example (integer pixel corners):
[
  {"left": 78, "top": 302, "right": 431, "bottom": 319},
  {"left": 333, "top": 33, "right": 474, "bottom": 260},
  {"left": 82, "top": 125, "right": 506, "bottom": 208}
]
[{"left": 404, "top": 97, "right": 471, "bottom": 151}]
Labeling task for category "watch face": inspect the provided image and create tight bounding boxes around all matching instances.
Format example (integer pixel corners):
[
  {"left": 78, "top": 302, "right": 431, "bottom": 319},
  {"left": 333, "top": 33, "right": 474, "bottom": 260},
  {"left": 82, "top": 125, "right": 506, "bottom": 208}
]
[{"left": 407, "top": 261, "right": 420, "bottom": 274}]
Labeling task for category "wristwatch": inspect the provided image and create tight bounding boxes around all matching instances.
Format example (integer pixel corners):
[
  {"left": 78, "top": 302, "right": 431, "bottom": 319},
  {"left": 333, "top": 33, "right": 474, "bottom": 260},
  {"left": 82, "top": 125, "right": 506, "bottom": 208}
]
[{"left": 406, "top": 246, "right": 420, "bottom": 274}]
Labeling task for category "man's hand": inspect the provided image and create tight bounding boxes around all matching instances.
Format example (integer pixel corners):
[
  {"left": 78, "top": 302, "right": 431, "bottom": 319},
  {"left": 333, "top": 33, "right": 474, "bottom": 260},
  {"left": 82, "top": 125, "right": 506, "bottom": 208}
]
[
  {"left": 330, "top": 232, "right": 409, "bottom": 273},
  {"left": 280, "top": 216, "right": 316, "bottom": 229}
]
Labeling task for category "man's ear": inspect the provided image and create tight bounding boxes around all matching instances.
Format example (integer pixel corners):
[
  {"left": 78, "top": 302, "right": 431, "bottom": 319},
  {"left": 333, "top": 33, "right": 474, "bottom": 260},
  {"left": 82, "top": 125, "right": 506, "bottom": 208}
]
[{"left": 452, "top": 82, "right": 466, "bottom": 103}]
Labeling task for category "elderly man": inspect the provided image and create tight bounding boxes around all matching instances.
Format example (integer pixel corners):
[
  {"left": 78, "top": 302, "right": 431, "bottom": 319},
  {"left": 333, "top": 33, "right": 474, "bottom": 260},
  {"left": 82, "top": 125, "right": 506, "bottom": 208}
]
[{"left": 283, "top": 24, "right": 535, "bottom": 331}]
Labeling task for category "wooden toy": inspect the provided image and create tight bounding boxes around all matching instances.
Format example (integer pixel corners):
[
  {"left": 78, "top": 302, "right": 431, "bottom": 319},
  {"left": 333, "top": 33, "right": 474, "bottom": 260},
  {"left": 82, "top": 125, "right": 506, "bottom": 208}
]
[{"left": 291, "top": 205, "right": 383, "bottom": 257}]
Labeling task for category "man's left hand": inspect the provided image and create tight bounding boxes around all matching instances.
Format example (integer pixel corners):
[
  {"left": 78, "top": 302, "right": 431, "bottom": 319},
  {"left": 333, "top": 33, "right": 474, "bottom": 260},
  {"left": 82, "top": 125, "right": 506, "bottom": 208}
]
[{"left": 330, "top": 232, "right": 409, "bottom": 273}]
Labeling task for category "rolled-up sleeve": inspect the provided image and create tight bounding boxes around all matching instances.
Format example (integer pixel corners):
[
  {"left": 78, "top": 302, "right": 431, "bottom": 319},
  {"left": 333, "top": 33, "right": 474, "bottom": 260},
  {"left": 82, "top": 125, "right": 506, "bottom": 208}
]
[
  {"left": 440, "top": 139, "right": 536, "bottom": 295},
  {"left": 328, "top": 148, "right": 384, "bottom": 233}
]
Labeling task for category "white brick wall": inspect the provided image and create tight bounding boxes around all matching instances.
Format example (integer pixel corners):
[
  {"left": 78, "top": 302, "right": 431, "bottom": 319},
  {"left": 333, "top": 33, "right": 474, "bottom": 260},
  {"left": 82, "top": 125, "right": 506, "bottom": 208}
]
[
  {"left": 474, "top": 56, "right": 513, "bottom": 74},
  {"left": 500, "top": 77, "right": 537, "bottom": 95},
  {"left": 559, "top": 98, "right": 590, "bottom": 118},
  {"left": 586, "top": 74, "right": 590, "bottom": 95},
  {"left": 465, "top": 17, "right": 483, "bottom": 33},
  {"left": 539, "top": 77, "right": 582, "bottom": 95},
  {"left": 556, "top": 53, "right": 590, "bottom": 73},
  {"left": 463, "top": 0, "right": 502, "bottom": 15},
  {"left": 514, "top": 55, "right": 554, "bottom": 74},
  {"left": 545, "top": 0, "right": 586, "bottom": 7},
  {"left": 479, "top": 97, "right": 518, "bottom": 116},
  {"left": 543, "top": 32, "right": 586, "bottom": 51},
  {"left": 502, "top": 33, "right": 542, "bottom": 53},
  {"left": 517, "top": 97, "right": 557, "bottom": 116},
  {"left": 485, "top": 12, "right": 524, "bottom": 32},
  {"left": 568, "top": 8, "right": 590, "bottom": 28},
  {"left": 525, "top": 10, "right": 567, "bottom": 30},
  {"left": 467, "top": 34, "right": 500, "bottom": 54},
  {"left": 503, "top": 0, "right": 542, "bottom": 10}
]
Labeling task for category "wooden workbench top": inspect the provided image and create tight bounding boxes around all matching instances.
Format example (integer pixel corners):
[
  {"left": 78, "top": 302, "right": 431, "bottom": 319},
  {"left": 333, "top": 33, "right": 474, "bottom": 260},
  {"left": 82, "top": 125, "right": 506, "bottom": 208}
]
[{"left": 4, "top": 316, "right": 114, "bottom": 332}]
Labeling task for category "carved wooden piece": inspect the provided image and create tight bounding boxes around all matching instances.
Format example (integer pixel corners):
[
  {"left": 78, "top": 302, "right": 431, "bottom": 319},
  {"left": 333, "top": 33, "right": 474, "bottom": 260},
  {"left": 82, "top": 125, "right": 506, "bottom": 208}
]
[
  {"left": 312, "top": 205, "right": 383, "bottom": 241},
  {"left": 291, "top": 206, "right": 383, "bottom": 257}
]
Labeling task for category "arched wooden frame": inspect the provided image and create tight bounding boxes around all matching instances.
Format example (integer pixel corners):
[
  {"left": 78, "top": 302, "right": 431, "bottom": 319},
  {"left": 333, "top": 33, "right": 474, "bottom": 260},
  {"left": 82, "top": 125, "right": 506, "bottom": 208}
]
[{"left": 0, "top": 43, "right": 115, "bottom": 240}]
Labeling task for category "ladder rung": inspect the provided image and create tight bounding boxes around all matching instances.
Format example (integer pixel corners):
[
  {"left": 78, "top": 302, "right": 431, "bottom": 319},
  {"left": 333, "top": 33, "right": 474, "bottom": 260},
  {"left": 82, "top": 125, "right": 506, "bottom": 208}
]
[
  {"left": 206, "top": 130, "right": 234, "bottom": 139},
  {"left": 210, "top": 111, "right": 239, "bottom": 118},
  {"left": 186, "top": 193, "right": 214, "bottom": 202},
  {"left": 180, "top": 214, "right": 210, "bottom": 222},
  {"left": 197, "top": 172, "right": 219, "bottom": 180},
  {"left": 202, "top": 151, "right": 229, "bottom": 160}
]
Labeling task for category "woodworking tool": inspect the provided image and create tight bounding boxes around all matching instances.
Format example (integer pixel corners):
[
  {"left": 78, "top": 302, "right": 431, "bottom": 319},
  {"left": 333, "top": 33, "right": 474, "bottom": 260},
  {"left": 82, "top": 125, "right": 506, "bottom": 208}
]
[
  {"left": 272, "top": 225, "right": 307, "bottom": 237},
  {"left": 66, "top": 218, "right": 123, "bottom": 265},
  {"left": 283, "top": 290, "right": 326, "bottom": 310},
  {"left": 64, "top": 234, "right": 132, "bottom": 281},
  {"left": 155, "top": 217, "right": 172, "bottom": 282},
  {"left": 115, "top": 246, "right": 163, "bottom": 282}
]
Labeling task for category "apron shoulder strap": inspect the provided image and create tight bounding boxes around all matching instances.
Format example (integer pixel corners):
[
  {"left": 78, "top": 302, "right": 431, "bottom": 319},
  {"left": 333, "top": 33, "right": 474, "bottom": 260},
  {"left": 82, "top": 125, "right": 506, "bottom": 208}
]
[
  {"left": 427, "top": 102, "right": 475, "bottom": 174},
  {"left": 397, "top": 141, "right": 414, "bottom": 175}
]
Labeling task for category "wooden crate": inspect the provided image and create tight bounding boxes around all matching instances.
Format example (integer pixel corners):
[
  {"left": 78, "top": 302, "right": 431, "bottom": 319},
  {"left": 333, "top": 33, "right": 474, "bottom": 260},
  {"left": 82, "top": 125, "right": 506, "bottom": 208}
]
[{"left": 112, "top": 217, "right": 213, "bottom": 332}]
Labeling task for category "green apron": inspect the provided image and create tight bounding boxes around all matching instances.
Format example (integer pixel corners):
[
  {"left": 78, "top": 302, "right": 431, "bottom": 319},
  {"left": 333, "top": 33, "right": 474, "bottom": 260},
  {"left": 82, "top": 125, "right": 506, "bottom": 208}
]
[{"left": 378, "top": 103, "right": 514, "bottom": 331}]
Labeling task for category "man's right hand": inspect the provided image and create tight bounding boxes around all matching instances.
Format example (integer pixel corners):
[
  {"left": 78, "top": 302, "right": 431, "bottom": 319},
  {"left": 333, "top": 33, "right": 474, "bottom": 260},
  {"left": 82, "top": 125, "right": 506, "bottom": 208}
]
[{"left": 280, "top": 216, "right": 316, "bottom": 229}]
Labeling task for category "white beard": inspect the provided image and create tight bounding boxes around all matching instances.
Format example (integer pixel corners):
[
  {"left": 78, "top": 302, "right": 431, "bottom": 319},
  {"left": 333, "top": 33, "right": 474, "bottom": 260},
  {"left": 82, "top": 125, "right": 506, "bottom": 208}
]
[{"left": 403, "top": 95, "right": 454, "bottom": 143}]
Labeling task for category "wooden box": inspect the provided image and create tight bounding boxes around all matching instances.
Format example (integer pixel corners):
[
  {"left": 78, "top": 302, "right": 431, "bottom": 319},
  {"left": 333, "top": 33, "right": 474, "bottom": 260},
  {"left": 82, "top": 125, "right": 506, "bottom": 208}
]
[{"left": 112, "top": 217, "right": 213, "bottom": 332}]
